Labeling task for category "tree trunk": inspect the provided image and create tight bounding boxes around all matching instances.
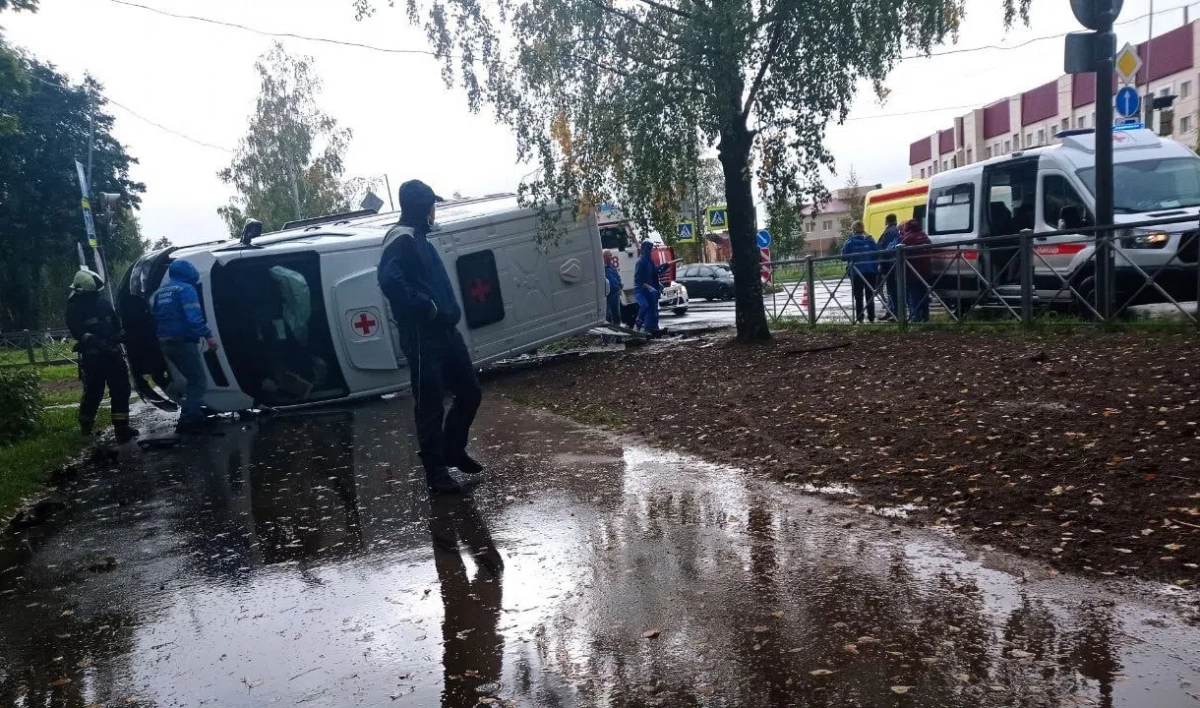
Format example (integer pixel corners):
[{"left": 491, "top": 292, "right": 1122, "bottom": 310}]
[{"left": 719, "top": 119, "right": 771, "bottom": 342}]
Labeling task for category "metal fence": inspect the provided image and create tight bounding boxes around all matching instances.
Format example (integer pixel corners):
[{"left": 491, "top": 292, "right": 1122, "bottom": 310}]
[
  {"left": 765, "top": 214, "right": 1200, "bottom": 327},
  {"left": 0, "top": 329, "right": 77, "bottom": 367}
]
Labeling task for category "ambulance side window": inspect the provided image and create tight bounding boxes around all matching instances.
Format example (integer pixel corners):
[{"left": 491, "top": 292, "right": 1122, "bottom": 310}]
[
  {"left": 928, "top": 184, "right": 974, "bottom": 235},
  {"left": 1041, "top": 175, "right": 1091, "bottom": 229},
  {"left": 600, "top": 226, "right": 630, "bottom": 251}
]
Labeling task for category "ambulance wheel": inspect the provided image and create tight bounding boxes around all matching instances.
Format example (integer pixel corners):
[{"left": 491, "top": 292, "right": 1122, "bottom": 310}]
[
  {"left": 674, "top": 307, "right": 688, "bottom": 316},
  {"left": 1070, "top": 275, "right": 1098, "bottom": 320}
]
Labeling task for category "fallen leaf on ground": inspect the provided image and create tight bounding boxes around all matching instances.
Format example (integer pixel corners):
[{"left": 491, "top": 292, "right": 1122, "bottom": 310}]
[
  {"left": 1165, "top": 543, "right": 1185, "bottom": 551},
  {"left": 810, "top": 669, "right": 834, "bottom": 676},
  {"left": 891, "top": 686, "right": 913, "bottom": 694},
  {"left": 50, "top": 677, "right": 71, "bottom": 687},
  {"left": 642, "top": 629, "right": 661, "bottom": 639}
]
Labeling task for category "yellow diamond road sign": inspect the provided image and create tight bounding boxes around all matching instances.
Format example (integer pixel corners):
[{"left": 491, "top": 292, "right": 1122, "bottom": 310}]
[{"left": 1115, "top": 42, "right": 1142, "bottom": 84}]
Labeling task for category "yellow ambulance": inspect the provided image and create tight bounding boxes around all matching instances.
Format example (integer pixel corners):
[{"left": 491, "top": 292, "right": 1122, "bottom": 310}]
[{"left": 862, "top": 179, "right": 928, "bottom": 237}]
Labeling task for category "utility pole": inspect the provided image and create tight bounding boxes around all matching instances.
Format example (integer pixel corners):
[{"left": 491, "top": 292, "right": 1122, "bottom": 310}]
[
  {"left": 1144, "top": 0, "right": 1155, "bottom": 127},
  {"left": 1066, "top": 0, "right": 1122, "bottom": 320},
  {"left": 692, "top": 159, "right": 706, "bottom": 263}
]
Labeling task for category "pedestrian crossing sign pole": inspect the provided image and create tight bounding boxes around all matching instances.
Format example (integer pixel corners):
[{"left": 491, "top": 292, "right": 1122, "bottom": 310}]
[{"left": 705, "top": 205, "right": 728, "bottom": 231}]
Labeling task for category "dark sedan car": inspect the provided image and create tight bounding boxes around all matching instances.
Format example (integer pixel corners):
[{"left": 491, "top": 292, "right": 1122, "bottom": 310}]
[{"left": 676, "top": 263, "right": 734, "bottom": 301}]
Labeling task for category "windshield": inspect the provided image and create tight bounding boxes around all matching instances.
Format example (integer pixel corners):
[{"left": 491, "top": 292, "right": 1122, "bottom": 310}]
[{"left": 1077, "top": 157, "right": 1200, "bottom": 213}]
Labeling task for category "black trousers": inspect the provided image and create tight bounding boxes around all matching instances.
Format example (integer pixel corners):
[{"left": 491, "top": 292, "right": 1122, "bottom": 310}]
[
  {"left": 399, "top": 326, "right": 482, "bottom": 474},
  {"left": 79, "top": 349, "right": 132, "bottom": 433},
  {"left": 851, "top": 270, "right": 878, "bottom": 323}
]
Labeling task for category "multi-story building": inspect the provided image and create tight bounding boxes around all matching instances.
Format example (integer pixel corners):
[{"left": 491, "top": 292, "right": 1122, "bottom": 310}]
[
  {"left": 801, "top": 184, "right": 881, "bottom": 255},
  {"left": 909, "top": 19, "right": 1200, "bottom": 178}
]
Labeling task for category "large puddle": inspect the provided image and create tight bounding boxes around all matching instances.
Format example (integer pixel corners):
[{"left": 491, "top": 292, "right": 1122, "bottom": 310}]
[{"left": 2, "top": 397, "right": 1199, "bottom": 707}]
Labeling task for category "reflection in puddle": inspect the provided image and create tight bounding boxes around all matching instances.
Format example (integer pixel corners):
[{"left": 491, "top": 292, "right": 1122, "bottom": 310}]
[{"left": 0, "top": 398, "right": 1198, "bottom": 707}]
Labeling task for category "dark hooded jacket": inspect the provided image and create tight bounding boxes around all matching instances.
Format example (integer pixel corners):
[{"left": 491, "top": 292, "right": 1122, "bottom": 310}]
[
  {"left": 66, "top": 291, "right": 122, "bottom": 354},
  {"left": 900, "top": 220, "right": 933, "bottom": 283},
  {"left": 634, "top": 241, "right": 662, "bottom": 296},
  {"left": 152, "top": 260, "right": 212, "bottom": 340},
  {"left": 378, "top": 214, "right": 462, "bottom": 331}
]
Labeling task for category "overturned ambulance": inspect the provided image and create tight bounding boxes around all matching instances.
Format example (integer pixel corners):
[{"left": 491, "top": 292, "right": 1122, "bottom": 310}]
[{"left": 117, "top": 195, "right": 605, "bottom": 412}]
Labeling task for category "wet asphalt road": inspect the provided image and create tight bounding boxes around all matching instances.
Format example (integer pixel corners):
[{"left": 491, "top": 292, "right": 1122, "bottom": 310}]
[{"left": 4, "top": 397, "right": 1200, "bottom": 707}]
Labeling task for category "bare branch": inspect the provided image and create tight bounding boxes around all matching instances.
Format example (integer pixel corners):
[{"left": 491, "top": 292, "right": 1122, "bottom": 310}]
[
  {"left": 580, "top": 0, "right": 688, "bottom": 48},
  {"left": 630, "top": 0, "right": 692, "bottom": 19},
  {"left": 741, "top": 18, "right": 785, "bottom": 121}
]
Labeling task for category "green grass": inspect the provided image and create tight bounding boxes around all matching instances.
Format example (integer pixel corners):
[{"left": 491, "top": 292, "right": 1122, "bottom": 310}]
[
  {"left": 768, "top": 314, "right": 1199, "bottom": 335},
  {"left": 0, "top": 367, "right": 95, "bottom": 518},
  {"left": 772, "top": 261, "right": 846, "bottom": 283}
]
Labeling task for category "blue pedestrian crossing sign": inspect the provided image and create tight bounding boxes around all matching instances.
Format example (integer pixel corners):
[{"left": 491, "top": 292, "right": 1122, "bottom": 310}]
[
  {"left": 677, "top": 221, "right": 695, "bottom": 242},
  {"left": 1115, "top": 86, "right": 1141, "bottom": 119},
  {"left": 756, "top": 229, "right": 772, "bottom": 248},
  {"left": 706, "top": 205, "right": 728, "bottom": 231}
]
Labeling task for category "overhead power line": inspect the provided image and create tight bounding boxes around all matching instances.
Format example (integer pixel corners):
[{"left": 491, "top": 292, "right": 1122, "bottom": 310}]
[
  {"left": 107, "top": 99, "right": 233, "bottom": 152},
  {"left": 106, "top": 0, "right": 444, "bottom": 57},
  {"left": 35, "top": 76, "right": 233, "bottom": 152},
  {"left": 903, "top": 1, "right": 1200, "bottom": 60}
]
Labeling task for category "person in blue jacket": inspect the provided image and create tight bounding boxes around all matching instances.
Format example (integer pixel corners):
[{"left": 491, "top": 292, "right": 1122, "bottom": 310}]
[
  {"left": 840, "top": 220, "right": 880, "bottom": 324},
  {"left": 603, "top": 250, "right": 623, "bottom": 342},
  {"left": 378, "top": 179, "right": 482, "bottom": 495},
  {"left": 152, "top": 259, "right": 220, "bottom": 433},
  {"left": 634, "top": 240, "right": 669, "bottom": 337}
]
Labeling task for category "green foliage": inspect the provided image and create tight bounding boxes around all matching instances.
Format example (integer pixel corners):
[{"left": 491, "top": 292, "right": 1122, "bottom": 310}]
[
  {"left": 765, "top": 195, "right": 803, "bottom": 260},
  {"left": 352, "top": 0, "right": 1030, "bottom": 341},
  {"left": 0, "top": 59, "right": 145, "bottom": 330},
  {"left": 219, "top": 43, "right": 352, "bottom": 236},
  {"left": 0, "top": 367, "right": 41, "bottom": 446}
]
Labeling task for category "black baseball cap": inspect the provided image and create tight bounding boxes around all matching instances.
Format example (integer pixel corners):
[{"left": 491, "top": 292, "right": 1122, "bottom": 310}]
[{"left": 398, "top": 179, "right": 445, "bottom": 212}]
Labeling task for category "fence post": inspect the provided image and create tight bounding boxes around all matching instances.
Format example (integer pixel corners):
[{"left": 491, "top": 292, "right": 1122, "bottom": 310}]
[
  {"left": 895, "top": 246, "right": 908, "bottom": 331},
  {"left": 41, "top": 330, "right": 50, "bottom": 364},
  {"left": 805, "top": 256, "right": 817, "bottom": 326},
  {"left": 23, "top": 329, "right": 34, "bottom": 365},
  {"left": 1019, "top": 230, "right": 1034, "bottom": 327}
]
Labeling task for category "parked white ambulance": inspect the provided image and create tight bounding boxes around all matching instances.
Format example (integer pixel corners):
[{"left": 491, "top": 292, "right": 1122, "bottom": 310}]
[
  {"left": 117, "top": 195, "right": 606, "bottom": 412},
  {"left": 925, "top": 127, "right": 1199, "bottom": 311}
]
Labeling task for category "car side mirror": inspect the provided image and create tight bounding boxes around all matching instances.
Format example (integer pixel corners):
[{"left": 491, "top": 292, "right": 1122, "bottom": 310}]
[{"left": 1058, "top": 205, "right": 1084, "bottom": 231}]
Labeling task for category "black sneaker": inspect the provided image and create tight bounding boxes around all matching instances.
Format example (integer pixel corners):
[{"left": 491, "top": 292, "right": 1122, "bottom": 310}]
[
  {"left": 446, "top": 452, "right": 484, "bottom": 475},
  {"left": 115, "top": 427, "right": 140, "bottom": 444},
  {"left": 426, "top": 468, "right": 463, "bottom": 495}
]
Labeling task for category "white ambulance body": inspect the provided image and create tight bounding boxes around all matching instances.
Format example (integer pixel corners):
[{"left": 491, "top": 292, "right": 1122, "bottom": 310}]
[
  {"left": 925, "top": 128, "right": 1200, "bottom": 310},
  {"left": 118, "top": 195, "right": 605, "bottom": 412}
]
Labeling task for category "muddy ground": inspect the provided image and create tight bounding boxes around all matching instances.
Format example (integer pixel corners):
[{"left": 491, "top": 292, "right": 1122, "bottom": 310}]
[{"left": 493, "top": 330, "right": 1200, "bottom": 585}]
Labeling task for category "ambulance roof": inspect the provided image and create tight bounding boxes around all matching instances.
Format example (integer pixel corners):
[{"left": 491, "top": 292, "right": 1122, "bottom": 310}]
[
  {"left": 171, "top": 194, "right": 526, "bottom": 260},
  {"left": 929, "top": 129, "right": 1188, "bottom": 188}
]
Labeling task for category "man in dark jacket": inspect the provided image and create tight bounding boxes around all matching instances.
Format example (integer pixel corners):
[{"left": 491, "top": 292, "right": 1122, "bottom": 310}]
[
  {"left": 378, "top": 180, "right": 482, "bottom": 495},
  {"left": 900, "top": 219, "right": 933, "bottom": 322},
  {"left": 840, "top": 220, "right": 879, "bottom": 324},
  {"left": 152, "top": 259, "right": 220, "bottom": 433},
  {"left": 66, "top": 269, "right": 138, "bottom": 442},
  {"left": 634, "top": 240, "right": 667, "bottom": 336},
  {"left": 876, "top": 214, "right": 902, "bottom": 320}
]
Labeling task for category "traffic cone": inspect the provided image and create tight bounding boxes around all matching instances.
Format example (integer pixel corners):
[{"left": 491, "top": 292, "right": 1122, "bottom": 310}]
[{"left": 799, "top": 283, "right": 809, "bottom": 307}]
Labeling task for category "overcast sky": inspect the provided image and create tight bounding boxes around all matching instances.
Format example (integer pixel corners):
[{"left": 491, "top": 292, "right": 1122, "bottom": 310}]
[{"left": 3, "top": 0, "right": 1186, "bottom": 245}]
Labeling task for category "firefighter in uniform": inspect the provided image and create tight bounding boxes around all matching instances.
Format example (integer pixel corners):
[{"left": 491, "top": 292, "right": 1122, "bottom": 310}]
[{"left": 65, "top": 268, "right": 138, "bottom": 443}]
